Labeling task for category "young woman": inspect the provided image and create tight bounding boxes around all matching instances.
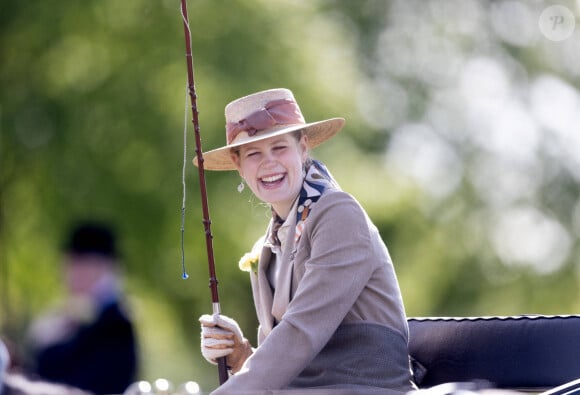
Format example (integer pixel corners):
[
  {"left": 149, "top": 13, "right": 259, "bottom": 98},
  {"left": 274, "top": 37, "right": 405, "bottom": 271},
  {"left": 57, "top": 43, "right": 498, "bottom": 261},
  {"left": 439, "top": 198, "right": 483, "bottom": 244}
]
[{"left": 197, "top": 88, "right": 415, "bottom": 394}]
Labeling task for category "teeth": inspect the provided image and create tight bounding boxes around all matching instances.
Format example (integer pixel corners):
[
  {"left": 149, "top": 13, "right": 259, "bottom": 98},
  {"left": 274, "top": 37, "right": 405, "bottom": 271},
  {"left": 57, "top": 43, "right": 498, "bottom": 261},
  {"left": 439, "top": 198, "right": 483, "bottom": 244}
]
[{"left": 261, "top": 174, "right": 283, "bottom": 183}]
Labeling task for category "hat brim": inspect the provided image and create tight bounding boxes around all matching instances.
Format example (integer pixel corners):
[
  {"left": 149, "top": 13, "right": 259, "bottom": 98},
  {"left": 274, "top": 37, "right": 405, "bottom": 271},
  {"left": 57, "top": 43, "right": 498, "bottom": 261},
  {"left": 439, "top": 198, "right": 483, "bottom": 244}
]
[{"left": 193, "top": 117, "right": 345, "bottom": 171}]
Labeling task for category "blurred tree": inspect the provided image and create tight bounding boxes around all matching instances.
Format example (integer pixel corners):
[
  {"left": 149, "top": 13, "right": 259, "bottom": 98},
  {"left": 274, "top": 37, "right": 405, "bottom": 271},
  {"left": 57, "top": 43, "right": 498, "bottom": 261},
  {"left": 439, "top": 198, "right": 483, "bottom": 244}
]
[{"left": 326, "top": 0, "right": 580, "bottom": 316}]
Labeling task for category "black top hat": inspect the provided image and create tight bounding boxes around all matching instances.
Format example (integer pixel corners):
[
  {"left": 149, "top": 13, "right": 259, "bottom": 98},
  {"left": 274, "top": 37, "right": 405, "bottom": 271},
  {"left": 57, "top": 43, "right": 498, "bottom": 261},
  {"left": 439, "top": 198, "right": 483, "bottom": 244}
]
[{"left": 65, "top": 221, "right": 117, "bottom": 258}]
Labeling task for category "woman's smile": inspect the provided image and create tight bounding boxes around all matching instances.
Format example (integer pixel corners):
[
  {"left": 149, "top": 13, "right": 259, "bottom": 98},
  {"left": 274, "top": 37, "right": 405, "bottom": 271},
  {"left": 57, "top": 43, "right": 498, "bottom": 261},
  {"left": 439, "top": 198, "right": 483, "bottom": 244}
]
[{"left": 259, "top": 173, "right": 286, "bottom": 188}]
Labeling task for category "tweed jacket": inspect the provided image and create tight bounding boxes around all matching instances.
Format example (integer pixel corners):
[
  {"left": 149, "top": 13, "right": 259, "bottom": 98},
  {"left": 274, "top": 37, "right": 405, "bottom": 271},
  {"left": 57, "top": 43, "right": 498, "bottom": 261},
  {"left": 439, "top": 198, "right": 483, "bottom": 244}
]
[{"left": 212, "top": 188, "right": 414, "bottom": 394}]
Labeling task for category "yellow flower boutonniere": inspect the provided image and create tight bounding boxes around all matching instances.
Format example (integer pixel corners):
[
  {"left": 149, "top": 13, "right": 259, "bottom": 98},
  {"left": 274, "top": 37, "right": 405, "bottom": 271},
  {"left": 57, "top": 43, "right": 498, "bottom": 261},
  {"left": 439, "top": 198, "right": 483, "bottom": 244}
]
[
  {"left": 239, "top": 236, "right": 264, "bottom": 273},
  {"left": 239, "top": 250, "right": 259, "bottom": 273}
]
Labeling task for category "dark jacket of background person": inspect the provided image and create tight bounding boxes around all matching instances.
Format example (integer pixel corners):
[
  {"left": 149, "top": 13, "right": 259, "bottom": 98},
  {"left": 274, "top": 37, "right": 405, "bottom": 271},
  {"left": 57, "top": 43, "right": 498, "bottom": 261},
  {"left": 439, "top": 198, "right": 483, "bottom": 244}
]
[{"left": 27, "top": 221, "right": 137, "bottom": 395}]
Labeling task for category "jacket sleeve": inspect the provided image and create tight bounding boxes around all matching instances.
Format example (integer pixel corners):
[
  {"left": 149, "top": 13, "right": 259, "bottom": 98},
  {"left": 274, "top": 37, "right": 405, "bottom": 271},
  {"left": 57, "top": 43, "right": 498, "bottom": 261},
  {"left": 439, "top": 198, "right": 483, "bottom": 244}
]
[{"left": 213, "top": 192, "right": 380, "bottom": 392}]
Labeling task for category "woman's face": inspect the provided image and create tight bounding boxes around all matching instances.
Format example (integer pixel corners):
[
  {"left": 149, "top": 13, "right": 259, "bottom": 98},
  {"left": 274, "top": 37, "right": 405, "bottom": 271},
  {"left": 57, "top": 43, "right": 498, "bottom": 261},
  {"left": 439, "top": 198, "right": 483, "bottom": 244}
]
[{"left": 232, "top": 133, "right": 308, "bottom": 219}]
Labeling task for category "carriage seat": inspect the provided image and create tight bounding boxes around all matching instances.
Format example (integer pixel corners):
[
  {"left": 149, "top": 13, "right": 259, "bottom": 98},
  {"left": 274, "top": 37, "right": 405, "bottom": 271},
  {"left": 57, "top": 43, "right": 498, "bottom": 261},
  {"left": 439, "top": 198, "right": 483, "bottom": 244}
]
[{"left": 407, "top": 315, "right": 580, "bottom": 392}]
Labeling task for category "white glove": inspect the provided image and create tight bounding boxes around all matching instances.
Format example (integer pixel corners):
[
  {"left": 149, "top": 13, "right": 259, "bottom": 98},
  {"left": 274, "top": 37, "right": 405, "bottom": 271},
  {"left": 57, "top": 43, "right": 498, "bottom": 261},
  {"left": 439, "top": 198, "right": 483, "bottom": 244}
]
[
  {"left": 199, "top": 314, "right": 252, "bottom": 373},
  {"left": 200, "top": 314, "right": 243, "bottom": 363}
]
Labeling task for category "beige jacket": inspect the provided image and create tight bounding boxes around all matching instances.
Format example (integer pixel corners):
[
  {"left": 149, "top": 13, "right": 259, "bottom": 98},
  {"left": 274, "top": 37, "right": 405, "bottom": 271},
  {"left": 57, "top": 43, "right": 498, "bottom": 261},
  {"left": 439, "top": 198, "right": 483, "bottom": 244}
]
[{"left": 213, "top": 188, "right": 414, "bottom": 394}]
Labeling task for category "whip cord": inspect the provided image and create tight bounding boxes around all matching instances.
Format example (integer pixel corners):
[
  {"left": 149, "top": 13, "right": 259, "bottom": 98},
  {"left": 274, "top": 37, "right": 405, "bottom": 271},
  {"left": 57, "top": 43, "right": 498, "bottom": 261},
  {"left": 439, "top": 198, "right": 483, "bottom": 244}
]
[{"left": 180, "top": 82, "right": 189, "bottom": 280}]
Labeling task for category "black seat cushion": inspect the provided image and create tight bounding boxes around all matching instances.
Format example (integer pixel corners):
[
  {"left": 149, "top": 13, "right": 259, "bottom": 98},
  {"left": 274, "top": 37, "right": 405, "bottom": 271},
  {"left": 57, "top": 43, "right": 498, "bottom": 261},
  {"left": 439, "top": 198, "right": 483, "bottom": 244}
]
[{"left": 408, "top": 315, "right": 580, "bottom": 390}]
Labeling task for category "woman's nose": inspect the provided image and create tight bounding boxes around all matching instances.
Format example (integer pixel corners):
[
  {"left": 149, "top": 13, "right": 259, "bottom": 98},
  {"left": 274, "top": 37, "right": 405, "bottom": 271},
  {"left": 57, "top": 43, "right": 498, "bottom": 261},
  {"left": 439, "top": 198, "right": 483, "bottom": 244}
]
[{"left": 261, "top": 151, "right": 276, "bottom": 166}]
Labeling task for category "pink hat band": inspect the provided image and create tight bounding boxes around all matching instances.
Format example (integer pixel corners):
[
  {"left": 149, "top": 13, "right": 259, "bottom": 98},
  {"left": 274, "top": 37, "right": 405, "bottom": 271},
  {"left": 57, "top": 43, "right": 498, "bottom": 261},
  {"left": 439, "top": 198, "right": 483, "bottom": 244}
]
[{"left": 225, "top": 98, "right": 305, "bottom": 144}]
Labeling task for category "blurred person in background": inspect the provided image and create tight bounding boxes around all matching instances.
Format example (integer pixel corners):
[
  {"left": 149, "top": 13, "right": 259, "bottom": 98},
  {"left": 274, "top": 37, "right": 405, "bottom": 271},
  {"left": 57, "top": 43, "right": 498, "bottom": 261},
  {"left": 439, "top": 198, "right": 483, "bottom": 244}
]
[
  {"left": 198, "top": 88, "right": 415, "bottom": 394},
  {"left": 26, "top": 221, "right": 137, "bottom": 395}
]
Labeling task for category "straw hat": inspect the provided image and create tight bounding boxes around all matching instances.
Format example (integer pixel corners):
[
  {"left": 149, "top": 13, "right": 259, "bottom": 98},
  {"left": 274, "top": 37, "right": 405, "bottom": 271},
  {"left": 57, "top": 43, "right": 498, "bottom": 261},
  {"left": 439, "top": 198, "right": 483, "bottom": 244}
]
[{"left": 195, "top": 88, "right": 345, "bottom": 171}]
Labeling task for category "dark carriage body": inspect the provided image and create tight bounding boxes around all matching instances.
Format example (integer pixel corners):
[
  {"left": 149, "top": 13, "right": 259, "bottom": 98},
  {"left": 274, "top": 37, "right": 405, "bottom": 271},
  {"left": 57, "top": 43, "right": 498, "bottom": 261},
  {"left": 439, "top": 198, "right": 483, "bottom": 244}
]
[{"left": 408, "top": 315, "right": 580, "bottom": 394}]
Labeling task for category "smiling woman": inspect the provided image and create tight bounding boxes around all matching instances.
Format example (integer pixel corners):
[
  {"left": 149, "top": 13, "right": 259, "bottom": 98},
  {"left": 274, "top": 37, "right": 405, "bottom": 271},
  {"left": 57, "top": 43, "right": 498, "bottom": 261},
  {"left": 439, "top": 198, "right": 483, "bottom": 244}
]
[{"left": 194, "top": 88, "right": 415, "bottom": 395}]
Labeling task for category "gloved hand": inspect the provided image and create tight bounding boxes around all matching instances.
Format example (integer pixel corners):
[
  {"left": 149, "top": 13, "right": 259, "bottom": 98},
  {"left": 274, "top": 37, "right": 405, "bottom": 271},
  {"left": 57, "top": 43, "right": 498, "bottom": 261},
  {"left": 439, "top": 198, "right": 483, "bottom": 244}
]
[{"left": 199, "top": 314, "right": 253, "bottom": 373}]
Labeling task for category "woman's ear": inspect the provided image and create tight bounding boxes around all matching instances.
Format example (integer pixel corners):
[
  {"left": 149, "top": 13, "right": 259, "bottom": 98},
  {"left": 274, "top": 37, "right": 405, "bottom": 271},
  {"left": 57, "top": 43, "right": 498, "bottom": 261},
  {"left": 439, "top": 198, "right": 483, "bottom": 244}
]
[{"left": 230, "top": 152, "right": 242, "bottom": 173}]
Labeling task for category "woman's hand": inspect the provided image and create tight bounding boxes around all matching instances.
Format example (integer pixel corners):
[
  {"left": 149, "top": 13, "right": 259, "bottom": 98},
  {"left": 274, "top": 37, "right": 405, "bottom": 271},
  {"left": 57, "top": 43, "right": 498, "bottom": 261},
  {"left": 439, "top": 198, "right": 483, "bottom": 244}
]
[{"left": 199, "top": 314, "right": 253, "bottom": 373}]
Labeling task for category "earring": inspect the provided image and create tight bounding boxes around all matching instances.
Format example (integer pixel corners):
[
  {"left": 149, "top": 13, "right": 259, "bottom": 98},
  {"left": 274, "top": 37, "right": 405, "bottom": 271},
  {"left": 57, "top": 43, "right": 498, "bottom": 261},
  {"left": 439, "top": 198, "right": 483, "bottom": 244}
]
[{"left": 237, "top": 179, "right": 245, "bottom": 193}]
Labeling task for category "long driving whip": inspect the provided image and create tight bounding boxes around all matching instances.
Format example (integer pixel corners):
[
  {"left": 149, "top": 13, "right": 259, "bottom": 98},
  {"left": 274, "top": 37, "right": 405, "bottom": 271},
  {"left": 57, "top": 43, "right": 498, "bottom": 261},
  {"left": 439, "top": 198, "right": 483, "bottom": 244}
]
[{"left": 180, "top": 0, "right": 229, "bottom": 385}]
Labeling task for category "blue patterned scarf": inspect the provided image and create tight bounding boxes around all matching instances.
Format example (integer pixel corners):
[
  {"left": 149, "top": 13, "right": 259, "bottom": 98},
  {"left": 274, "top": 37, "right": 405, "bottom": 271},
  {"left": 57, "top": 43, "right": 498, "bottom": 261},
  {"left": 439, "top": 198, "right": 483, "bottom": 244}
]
[
  {"left": 294, "top": 160, "right": 340, "bottom": 243},
  {"left": 268, "top": 159, "right": 339, "bottom": 247}
]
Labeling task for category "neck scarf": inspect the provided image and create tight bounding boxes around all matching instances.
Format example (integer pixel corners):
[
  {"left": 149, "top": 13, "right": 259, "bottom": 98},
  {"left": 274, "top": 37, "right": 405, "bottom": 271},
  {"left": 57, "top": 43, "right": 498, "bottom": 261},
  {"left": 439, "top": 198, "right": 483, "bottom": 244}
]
[
  {"left": 294, "top": 159, "right": 340, "bottom": 244},
  {"left": 268, "top": 159, "right": 339, "bottom": 248}
]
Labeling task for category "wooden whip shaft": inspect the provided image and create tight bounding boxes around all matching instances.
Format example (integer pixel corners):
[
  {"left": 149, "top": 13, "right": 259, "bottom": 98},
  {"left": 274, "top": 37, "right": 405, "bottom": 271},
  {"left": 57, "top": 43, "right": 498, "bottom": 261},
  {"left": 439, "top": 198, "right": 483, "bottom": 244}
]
[{"left": 180, "top": 0, "right": 228, "bottom": 385}]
